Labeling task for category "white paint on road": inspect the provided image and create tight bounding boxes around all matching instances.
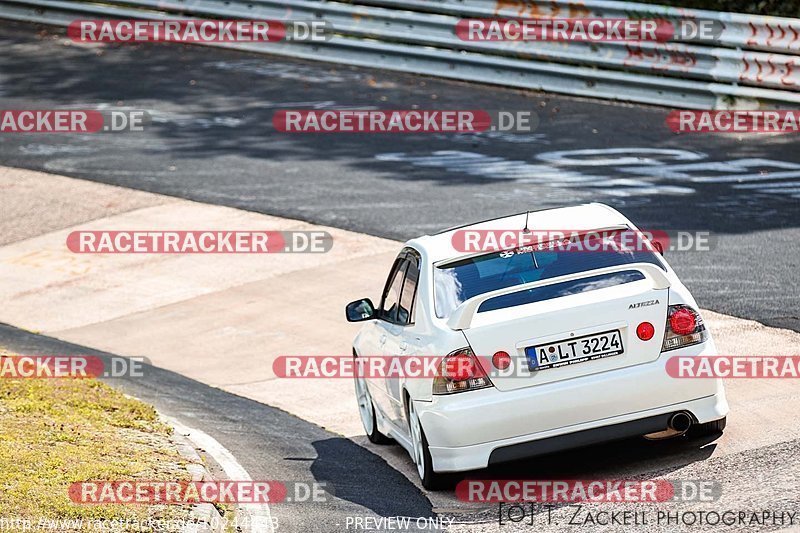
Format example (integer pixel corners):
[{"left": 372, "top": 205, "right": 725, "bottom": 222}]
[
  {"left": 169, "top": 417, "right": 274, "bottom": 533},
  {"left": 376, "top": 147, "right": 800, "bottom": 199}
]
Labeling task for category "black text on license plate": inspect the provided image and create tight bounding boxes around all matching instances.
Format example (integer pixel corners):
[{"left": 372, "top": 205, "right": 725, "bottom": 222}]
[{"left": 526, "top": 330, "right": 624, "bottom": 371}]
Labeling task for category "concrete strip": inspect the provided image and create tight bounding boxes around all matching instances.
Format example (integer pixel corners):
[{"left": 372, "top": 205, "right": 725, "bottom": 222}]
[
  {"left": 1, "top": 166, "right": 800, "bottom": 506},
  {"left": 0, "top": 166, "right": 169, "bottom": 246},
  {"left": 0, "top": 200, "right": 397, "bottom": 332},
  {"left": 702, "top": 309, "right": 800, "bottom": 455}
]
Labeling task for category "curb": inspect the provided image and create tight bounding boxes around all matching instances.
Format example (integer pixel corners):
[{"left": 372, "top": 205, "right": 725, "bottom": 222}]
[{"left": 169, "top": 420, "right": 227, "bottom": 533}]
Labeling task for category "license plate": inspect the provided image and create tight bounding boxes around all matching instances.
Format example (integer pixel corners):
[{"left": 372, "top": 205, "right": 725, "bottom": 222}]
[{"left": 526, "top": 330, "right": 624, "bottom": 371}]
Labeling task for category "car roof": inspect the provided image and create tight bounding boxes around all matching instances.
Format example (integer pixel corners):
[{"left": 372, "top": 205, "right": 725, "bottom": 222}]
[{"left": 407, "top": 203, "right": 632, "bottom": 264}]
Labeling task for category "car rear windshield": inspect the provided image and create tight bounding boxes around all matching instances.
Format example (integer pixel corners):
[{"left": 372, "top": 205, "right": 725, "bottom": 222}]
[{"left": 434, "top": 231, "right": 665, "bottom": 318}]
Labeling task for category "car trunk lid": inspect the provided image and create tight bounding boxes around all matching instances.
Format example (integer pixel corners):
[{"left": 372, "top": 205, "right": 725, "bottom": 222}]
[{"left": 448, "top": 263, "right": 669, "bottom": 391}]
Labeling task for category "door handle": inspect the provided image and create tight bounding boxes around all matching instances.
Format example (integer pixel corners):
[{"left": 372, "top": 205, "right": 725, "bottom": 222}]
[
  {"left": 379, "top": 335, "right": 387, "bottom": 345},
  {"left": 399, "top": 341, "right": 408, "bottom": 351}
]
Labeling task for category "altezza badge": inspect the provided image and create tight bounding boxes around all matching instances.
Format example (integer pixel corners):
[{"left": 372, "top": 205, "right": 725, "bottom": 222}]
[{"left": 629, "top": 299, "right": 659, "bottom": 309}]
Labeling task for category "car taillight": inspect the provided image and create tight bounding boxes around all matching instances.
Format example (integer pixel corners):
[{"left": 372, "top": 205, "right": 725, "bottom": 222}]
[
  {"left": 669, "top": 308, "right": 696, "bottom": 335},
  {"left": 433, "top": 348, "right": 493, "bottom": 395},
  {"left": 662, "top": 305, "right": 707, "bottom": 351},
  {"left": 444, "top": 352, "right": 475, "bottom": 381}
]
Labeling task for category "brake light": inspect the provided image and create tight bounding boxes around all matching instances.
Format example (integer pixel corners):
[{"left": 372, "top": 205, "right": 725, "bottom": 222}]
[
  {"left": 662, "top": 305, "right": 707, "bottom": 351},
  {"left": 636, "top": 322, "right": 655, "bottom": 341},
  {"left": 669, "top": 308, "right": 696, "bottom": 335},
  {"left": 444, "top": 352, "right": 476, "bottom": 381},
  {"left": 433, "top": 348, "right": 493, "bottom": 395}
]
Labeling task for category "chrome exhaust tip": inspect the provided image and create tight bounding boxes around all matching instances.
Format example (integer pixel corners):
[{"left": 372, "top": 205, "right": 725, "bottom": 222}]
[{"left": 668, "top": 412, "right": 693, "bottom": 434}]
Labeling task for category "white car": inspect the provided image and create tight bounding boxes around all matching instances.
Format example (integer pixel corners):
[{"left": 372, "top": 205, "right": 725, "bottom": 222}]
[{"left": 346, "top": 203, "right": 728, "bottom": 489}]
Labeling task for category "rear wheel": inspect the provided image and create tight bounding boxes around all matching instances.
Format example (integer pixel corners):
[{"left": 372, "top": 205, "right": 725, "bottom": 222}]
[
  {"left": 689, "top": 417, "right": 727, "bottom": 438},
  {"left": 355, "top": 375, "right": 391, "bottom": 444},
  {"left": 408, "top": 400, "right": 449, "bottom": 490}
]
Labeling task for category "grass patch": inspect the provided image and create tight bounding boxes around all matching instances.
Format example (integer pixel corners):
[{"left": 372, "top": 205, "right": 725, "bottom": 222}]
[{"left": 0, "top": 349, "right": 193, "bottom": 531}]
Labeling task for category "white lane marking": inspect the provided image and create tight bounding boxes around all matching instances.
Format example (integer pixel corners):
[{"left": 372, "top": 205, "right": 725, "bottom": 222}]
[
  {"left": 693, "top": 169, "right": 800, "bottom": 183},
  {"left": 376, "top": 147, "right": 800, "bottom": 199},
  {"left": 168, "top": 417, "right": 274, "bottom": 533},
  {"left": 749, "top": 187, "right": 800, "bottom": 194},
  {"left": 535, "top": 147, "right": 706, "bottom": 166},
  {"left": 434, "top": 131, "right": 550, "bottom": 144},
  {"left": 375, "top": 150, "right": 693, "bottom": 197},
  {"left": 735, "top": 180, "right": 800, "bottom": 188}
]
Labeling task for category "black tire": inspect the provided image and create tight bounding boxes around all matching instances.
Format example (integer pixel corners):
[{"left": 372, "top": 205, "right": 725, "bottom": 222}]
[
  {"left": 354, "top": 372, "right": 392, "bottom": 445},
  {"left": 689, "top": 417, "right": 727, "bottom": 438},
  {"left": 365, "top": 401, "right": 393, "bottom": 445},
  {"left": 407, "top": 399, "right": 452, "bottom": 490},
  {"left": 417, "top": 424, "right": 451, "bottom": 491},
  {"left": 353, "top": 350, "right": 392, "bottom": 445}
]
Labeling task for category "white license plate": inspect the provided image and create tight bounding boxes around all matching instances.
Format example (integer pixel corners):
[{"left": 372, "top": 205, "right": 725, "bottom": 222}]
[{"left": 526, "top": 330, "right": 624, "bottom": 371}]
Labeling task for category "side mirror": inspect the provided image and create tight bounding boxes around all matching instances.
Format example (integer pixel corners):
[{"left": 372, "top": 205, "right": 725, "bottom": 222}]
[{"left": 346, "top": 298, "right": 376, "bottom": 322}]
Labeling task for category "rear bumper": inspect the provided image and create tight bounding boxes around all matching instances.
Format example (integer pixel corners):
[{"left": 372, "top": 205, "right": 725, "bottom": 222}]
[
  {"left": 417, "top": 343, "right": 728, "bottom": 472},
  {"left": 488, "top": 408, "right": 706, "bottom": 465}
]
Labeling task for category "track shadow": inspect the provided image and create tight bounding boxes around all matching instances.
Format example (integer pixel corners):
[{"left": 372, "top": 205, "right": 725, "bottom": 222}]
[{"left": 310, "top": 438, "right": 434, "bottom": 518}]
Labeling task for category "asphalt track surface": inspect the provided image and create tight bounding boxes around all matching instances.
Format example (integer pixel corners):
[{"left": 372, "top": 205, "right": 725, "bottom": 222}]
[{"left": 0, "top": 22, "right": 798, "bottom": 331}]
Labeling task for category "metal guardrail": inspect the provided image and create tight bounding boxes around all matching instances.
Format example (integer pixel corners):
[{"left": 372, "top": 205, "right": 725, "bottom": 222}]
[
  {"left": 359, "top": 0, "right": 800, "bottom": 53},
  {"left": 1, "top": 0, "right": 799, "bottom": 108},
  {"left": 359, "top": 0, "right": 800, "bottom": 89}
]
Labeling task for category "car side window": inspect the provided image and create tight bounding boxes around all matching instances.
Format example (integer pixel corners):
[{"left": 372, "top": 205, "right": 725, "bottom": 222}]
[
  {"left": 380, "top": 257, "right": 407, "bottom": 323},
  {"left": 398, "top": 254, "right": 419, "bottom": 325}
]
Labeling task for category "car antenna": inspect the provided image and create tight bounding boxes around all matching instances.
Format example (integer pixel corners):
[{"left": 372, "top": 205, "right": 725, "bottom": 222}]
[{"left": 522, "top": 211, "right": 539, "bottom": 268}]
